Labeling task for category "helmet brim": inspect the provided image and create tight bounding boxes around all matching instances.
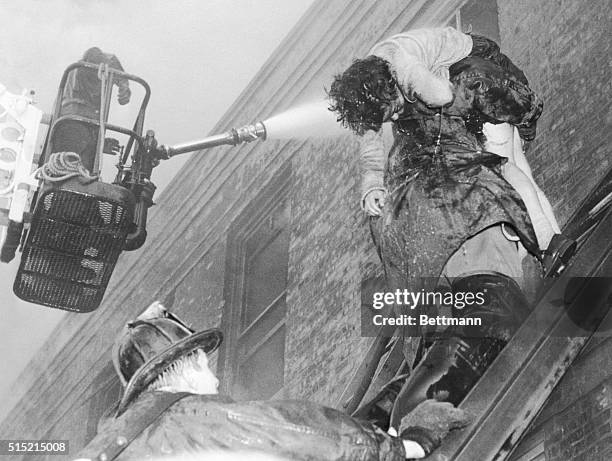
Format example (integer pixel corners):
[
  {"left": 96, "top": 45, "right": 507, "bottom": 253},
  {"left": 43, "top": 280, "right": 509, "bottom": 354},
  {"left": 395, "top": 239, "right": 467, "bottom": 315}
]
[{"left": 116, "top": 328, "right": 222, "bottom": 416}]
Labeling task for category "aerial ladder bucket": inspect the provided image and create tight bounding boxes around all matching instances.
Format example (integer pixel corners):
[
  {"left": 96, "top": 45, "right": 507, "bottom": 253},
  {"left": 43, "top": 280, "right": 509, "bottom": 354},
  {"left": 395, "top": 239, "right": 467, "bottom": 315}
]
[{"left": 2, "top": 60, "right": 267, "bottom": 313}]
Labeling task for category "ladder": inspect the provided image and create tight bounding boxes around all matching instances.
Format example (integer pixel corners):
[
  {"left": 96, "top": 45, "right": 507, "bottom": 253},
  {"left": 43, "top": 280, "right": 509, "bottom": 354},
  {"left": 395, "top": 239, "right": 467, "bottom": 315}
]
[
  {"left": 339, "top": 167, "right": 612, "bottom": 460},
  {"left": 437, "top": 169, "right": 612, "bottom": 460}
]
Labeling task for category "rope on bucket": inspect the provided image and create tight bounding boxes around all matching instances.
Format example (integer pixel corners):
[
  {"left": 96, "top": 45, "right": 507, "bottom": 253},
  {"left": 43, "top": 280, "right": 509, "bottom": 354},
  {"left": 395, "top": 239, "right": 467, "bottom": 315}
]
[{"left": 36, "top": 151, "right": 98, "bottom": 184}]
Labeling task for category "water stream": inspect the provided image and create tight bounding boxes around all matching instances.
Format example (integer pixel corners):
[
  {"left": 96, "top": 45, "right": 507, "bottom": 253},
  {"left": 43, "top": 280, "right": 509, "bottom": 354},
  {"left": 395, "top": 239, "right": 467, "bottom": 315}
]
[{"left": 262, "top": 99, "right": 348, "bottom": 140}]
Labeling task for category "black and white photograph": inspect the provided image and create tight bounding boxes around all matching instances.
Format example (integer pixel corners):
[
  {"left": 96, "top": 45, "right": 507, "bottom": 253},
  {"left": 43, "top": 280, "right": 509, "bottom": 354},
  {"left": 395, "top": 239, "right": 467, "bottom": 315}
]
[{"left": 0, "top": 1, "right": 610, "bottom": 460}]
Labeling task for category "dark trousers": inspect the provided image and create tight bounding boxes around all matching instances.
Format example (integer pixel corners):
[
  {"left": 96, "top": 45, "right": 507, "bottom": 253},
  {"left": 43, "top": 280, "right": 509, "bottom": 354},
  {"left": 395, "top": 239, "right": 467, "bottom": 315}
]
[
  {"left": 51, "top": 120, "right": 99, "bottom": 173},
  {"left": 389, "top": 271, "right": 531, "bottom": 428}
]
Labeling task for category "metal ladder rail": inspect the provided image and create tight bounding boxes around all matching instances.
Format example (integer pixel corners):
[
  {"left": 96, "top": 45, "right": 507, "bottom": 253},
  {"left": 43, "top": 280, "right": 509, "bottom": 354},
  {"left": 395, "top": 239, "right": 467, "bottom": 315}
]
[{"left": 436, "top": 204, "right": 612, "bottom": 460}]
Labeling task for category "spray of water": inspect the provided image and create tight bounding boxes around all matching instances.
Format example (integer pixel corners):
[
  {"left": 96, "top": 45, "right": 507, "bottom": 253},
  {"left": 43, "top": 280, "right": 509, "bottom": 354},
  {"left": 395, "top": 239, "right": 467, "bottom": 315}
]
[{"left": 262, "top": 99, "right": 348, "bottom": 140}]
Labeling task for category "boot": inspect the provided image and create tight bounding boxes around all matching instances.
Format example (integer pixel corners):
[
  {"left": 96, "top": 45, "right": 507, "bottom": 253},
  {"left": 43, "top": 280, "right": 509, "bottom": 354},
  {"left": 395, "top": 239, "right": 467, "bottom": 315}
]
[{"left": 389, "top": 272, "right": 531, "bottom": 429}]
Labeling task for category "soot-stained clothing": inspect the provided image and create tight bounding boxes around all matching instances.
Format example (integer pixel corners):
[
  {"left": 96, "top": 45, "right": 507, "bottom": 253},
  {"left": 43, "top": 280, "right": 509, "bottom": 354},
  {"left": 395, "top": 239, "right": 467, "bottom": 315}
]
[
  {"left": 366, "top": 57, "right": 541, "bottom": 310},
  {"left": 360, "top": 30, "right": 542, "bottom": 299},
  {"left": 77, "top": 391, "right": 406, "bottom": 461},
  {"left": 371, "top": 97, "right": 539, "bottom": 276},
  {"left": 361, "top": 28, "right": 541, "bottom": 197}
]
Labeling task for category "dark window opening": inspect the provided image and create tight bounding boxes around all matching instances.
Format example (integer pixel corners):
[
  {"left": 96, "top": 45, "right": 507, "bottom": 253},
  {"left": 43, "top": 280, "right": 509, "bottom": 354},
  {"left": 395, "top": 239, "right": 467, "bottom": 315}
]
[
  {"left": 456, "top": 0, "right": 500, "bottom": 43},
  {"left": 220, "top": 165, "right": 291, "bottom": 401}
]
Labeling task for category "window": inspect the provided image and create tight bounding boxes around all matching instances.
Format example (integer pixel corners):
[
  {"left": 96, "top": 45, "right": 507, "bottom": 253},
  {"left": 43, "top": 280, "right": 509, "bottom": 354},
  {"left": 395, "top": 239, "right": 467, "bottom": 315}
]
[
  {"left": 220, "top": 166, "right": 291, "bottom": 400},
  {"left": 448, "top": 0, "right": 500, "bottom": 43}
]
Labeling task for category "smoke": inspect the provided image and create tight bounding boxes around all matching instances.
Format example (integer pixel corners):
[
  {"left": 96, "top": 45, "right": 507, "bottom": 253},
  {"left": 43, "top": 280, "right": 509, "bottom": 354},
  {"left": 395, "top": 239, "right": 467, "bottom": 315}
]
[{"left": 262, "top": 99, "right": 349, "bottom": 140}]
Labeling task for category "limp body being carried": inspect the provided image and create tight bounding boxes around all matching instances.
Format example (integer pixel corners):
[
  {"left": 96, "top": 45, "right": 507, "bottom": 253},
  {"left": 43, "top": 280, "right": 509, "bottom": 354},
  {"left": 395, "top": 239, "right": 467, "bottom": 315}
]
[
  {"left": 329, "top": 27, "right": 577, "bottom": 431},
  {"left": 330, "top": 27, "right": 575, "bottom": 280}
]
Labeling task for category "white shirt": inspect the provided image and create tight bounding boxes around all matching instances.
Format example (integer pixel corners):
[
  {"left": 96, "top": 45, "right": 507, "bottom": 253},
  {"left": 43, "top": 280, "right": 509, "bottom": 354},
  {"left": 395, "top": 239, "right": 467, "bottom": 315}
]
[
  {"left": 369, "top": 27, "right": 472, "bottom": 106},
  {"left": 360, "top": 28, "right": 473, "bottom": 197}
]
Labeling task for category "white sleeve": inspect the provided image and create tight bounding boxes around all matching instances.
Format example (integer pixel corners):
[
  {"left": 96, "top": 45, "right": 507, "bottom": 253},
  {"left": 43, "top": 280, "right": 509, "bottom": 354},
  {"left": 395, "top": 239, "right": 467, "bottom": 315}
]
[
  {"left": 359, "top": 128, "right": 386, "bottom": 197},
  {"left": 371, "top": 40, "right": 454, "bottom": 107}
]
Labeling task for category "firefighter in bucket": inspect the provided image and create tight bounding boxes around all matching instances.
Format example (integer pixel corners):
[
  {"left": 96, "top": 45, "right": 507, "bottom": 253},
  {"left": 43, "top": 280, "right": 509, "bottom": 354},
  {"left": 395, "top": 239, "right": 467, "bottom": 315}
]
[
  {"left": 9, "top": 48, "right": 157, "bottom": 313},
  {"left": 52, "top": 47, "right": 132, "bottom": 174},
  {"left": 2, "top": 47, "right": 270, "bottom": 313}
]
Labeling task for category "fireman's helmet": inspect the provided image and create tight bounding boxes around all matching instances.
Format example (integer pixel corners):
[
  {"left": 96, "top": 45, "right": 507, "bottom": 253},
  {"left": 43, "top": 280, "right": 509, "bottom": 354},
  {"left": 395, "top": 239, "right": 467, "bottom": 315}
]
[{"left": 112, "top": 302, "right": 222, "bottom": 414}]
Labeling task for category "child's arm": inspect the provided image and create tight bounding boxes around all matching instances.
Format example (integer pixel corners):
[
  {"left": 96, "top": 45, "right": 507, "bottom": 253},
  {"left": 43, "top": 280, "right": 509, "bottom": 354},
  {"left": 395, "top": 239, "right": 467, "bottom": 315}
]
[{"left": 360, "top": 128, "right": 387, "bottom": 215}]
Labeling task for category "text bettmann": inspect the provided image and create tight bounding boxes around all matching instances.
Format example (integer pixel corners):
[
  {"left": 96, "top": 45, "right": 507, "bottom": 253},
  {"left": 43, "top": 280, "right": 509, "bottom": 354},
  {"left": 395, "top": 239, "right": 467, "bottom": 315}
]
[{"left": 372, "top": 314, "right": 482, "bottom": 326}]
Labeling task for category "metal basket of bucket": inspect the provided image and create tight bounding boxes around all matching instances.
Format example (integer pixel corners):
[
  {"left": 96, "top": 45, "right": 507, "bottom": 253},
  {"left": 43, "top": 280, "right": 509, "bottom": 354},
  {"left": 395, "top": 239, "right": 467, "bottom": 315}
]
[{"left": 14, "top": 179, "right": 136, "bottom": 312}]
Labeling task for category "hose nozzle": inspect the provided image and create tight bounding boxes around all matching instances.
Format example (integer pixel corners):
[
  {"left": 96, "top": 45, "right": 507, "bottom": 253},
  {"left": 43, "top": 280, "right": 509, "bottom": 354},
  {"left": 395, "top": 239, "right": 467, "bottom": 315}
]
[
  {"left": 234, "top": 121, "right": 267, "bottom": 144},
  {"left": 161, "top": 121, "right": 267, "bottom": 157}
]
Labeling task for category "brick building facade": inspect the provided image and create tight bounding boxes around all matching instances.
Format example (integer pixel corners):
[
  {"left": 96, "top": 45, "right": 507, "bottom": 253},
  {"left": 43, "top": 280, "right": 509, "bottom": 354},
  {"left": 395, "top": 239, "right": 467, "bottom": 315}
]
[{"left": 0, "top": 1, "right": 610, "bottom": 460}]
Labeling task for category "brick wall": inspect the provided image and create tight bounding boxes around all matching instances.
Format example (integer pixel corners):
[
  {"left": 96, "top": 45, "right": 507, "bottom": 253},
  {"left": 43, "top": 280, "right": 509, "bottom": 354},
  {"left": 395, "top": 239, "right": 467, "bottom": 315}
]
[
  {"left": 545, "top": 378, "right": 612, "bottom": 461},
  {"left": 498, "top": 1, "right": 612, "bottom": 459},
  {"left": 498, "top": 0, "right": 611, "bottom": 225},
  {"left": 516, "top": 337, "right": 612, "bottom": 461}
]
